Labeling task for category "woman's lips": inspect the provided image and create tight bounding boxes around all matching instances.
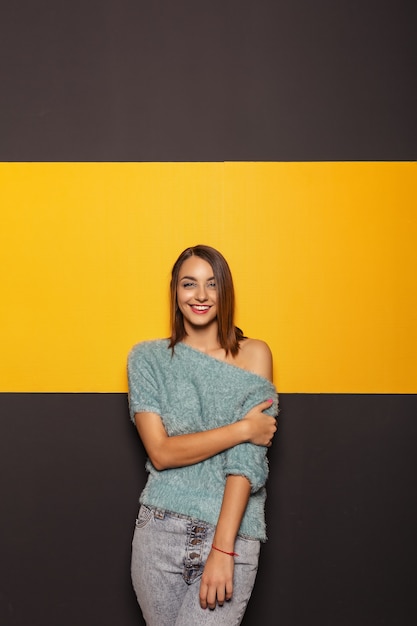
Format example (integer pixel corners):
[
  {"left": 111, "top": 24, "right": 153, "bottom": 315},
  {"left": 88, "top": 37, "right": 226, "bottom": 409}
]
[{"left": 190, "top": 305, "right": 211, "bottom": 314}]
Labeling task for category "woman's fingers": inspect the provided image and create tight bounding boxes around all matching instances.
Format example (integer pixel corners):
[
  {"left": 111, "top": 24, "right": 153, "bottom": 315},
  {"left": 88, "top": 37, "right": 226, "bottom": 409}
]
[
  {"left": 210, "top": 584, "right": 223, "bottom": 609},
  {"left": 199, "top": 574, "right": 234, "bottom": 609},
  {"left": 199, "top": 581, "right": 208, "bottom": 609},
  {"left": 201, "top": 584, "right": 230, "bottom": 610},
  {"left": 243, "top": 400, "right": 278, "bottom": 446},
  {"left": 225, "top": 578, "right": 233, "bottom": 601}
]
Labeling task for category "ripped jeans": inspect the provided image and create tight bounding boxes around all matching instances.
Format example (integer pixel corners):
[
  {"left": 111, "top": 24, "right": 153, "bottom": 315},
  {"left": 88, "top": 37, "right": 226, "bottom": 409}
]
[{"left": 131, "top": 505, "right": 260, "bottom": 626}]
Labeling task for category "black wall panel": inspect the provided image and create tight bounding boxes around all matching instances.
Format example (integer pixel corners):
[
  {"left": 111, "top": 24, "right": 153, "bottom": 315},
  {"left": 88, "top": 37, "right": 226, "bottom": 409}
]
[
  {"left": 1, "top": 393, "right": 416, "bottom": 625},
  {"left": 0, "top": 0, "right": 415, "bottom": 161}
]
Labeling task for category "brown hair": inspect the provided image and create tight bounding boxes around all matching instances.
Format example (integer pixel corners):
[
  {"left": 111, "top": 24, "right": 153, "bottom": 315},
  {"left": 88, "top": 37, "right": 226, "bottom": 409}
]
[{"left": 168, "top": 245, "right": 244, "bottom": 356}]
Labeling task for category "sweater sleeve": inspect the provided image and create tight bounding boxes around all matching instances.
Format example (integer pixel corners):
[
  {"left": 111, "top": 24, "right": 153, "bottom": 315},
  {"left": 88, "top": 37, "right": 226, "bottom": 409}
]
[
  {"left": 223, "top": 385, "right": 278, "bottom": 493},
  {"left": 224, "top": 442, "right": 269, "bottom": 493},
  {"left": 127, "top": 343, "right": 162, "bottom": 422}
]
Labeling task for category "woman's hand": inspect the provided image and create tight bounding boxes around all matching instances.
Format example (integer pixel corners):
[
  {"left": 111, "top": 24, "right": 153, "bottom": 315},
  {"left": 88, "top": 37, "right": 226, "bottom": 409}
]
[
  {"left": 242, "top": 399, "right": 278, "bottom": 446},
  {"left": 199, "top": 548, "right": 234, "bottom": 610}
]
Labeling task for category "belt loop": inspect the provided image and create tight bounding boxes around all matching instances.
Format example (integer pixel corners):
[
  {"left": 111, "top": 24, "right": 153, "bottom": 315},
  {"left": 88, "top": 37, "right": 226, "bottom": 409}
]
[{"left": 154, "top": 508, "right": 165, "bottom": 519}]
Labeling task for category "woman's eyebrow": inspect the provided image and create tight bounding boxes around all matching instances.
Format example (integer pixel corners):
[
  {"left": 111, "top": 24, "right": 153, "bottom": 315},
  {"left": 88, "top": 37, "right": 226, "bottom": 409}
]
[{"left": 179, "top": 275, "right": 215, "bottom": 281}]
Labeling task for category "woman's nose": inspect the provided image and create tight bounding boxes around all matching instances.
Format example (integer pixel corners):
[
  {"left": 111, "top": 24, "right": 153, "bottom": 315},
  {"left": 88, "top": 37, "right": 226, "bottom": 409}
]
[{"left": 195, "top": 285, "right": 208, "bottom": 301}]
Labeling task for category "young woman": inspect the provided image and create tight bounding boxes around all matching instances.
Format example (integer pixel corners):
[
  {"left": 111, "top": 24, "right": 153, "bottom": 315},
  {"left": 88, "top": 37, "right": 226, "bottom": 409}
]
[{"left": 128, "top": 245, "right": 278, "bottom": 626}]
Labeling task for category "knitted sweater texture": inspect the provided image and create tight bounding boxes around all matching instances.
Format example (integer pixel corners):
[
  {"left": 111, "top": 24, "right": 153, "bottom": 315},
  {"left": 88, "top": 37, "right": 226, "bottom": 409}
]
[{"left": 128, "top": 339, "right": 278, "bottom": 541}]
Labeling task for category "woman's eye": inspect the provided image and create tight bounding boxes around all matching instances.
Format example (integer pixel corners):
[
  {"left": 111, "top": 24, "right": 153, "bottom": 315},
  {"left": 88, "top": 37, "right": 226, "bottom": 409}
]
[
  {"left": 182, "top": 282, "right": 196, "bottom": 288},
  {"left": 207, "top": 282, "right": 216, "bottom": 288}
]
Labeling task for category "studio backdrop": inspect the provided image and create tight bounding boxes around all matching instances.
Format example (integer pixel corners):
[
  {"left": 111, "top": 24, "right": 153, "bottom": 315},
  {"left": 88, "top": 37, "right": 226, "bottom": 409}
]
[{"left": 1, "top": 2, "right": 416, "bottom": 626}]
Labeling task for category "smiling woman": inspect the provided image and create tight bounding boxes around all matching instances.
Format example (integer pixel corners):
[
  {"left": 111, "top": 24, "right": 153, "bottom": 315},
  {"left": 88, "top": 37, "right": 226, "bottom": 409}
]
[
  {"left": 176, "top": 257, "right": 218, "bottom": 327},
  {"left": 168, "top": 245, "right": 248, "bottom": 360},
  {"left": 127, "top": 244, "right": 278, "bottom": 626}
]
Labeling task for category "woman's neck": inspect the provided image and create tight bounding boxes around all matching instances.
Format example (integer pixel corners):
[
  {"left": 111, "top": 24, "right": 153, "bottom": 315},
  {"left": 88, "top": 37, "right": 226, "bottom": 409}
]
[{"left": 182, "top": 321, "right": 221, "bottom": 354}]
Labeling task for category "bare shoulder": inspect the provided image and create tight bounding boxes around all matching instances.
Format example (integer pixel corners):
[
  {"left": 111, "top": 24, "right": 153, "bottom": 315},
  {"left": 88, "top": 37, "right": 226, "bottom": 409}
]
[{"left": 239, "top": 338, "right": 273, "bottom": 381}]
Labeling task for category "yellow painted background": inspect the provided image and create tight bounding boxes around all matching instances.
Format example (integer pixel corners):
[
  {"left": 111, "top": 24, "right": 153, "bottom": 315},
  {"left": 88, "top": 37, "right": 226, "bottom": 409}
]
[{"left": 1, "top": 162, "right": 416, "bottom": 392}]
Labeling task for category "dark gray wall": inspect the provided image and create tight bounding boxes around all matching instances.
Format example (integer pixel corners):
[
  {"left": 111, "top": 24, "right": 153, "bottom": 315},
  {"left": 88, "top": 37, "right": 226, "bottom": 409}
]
[
  {"left": 0, "top": 0, "right": 415, "bottom": 161},
  {"left": 1, "top": 394, "right": 416, "bottom": 625}
]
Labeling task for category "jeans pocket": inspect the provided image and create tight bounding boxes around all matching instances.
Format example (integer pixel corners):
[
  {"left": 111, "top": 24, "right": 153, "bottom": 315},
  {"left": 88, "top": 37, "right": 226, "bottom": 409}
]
[
  {"left": 135, "top": 504, "right": 153, "bottom": 529},
  {"left": 235, "top": 535, "right": 261, "bottom": 565}
]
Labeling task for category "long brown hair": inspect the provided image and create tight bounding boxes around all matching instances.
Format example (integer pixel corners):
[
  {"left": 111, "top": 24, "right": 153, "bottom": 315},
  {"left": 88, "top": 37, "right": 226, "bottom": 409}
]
[{"left": 168, "top": 245, "right": 244, "bottom": 356}]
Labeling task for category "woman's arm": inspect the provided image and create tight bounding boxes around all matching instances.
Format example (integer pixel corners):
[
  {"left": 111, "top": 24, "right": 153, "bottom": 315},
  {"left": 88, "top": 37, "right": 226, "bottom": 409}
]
[
  {"left": 199, "top": 340, "right": 276, "bottom": 609},
  {"left": 134, "top": 399, "right": 276, "bottom": 471},
  {"left": 134, "top": 339, "right": 277, "bottom": 470},
  {"left": 199, "top": 475, "right": 251, "bottom": 609}
]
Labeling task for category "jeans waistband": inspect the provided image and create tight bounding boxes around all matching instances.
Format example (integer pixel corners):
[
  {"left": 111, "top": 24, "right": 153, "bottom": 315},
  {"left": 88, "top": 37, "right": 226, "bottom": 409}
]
[{"left": 144, "top": 504, "right": 215, "bottom": 527}]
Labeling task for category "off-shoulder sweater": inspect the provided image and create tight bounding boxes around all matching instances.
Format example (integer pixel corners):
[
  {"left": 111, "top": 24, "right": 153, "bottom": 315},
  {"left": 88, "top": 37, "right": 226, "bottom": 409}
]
[{"left": 127, "top": 339, "right": 278, "bottom": 541}]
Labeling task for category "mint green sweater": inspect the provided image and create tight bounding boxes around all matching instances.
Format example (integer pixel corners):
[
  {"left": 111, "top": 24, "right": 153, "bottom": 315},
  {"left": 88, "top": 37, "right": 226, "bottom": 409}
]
[{"left": 128, "top": 339, "right": 278, "bottom": 541}]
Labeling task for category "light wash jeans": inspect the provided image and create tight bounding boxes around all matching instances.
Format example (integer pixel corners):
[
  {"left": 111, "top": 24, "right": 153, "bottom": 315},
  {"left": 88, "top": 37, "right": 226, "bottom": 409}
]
[{"left": 131, "top": 504, "right": 260, "bottom": 626}]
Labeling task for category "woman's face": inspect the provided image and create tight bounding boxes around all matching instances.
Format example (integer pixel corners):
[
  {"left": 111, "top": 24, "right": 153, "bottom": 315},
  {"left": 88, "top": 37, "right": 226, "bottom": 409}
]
[{"left": 176, "top": 255, "right": 218, "bottom": 330}]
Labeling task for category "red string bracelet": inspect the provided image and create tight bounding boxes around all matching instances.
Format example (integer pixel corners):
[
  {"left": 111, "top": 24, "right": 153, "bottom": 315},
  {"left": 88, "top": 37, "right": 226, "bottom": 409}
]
[{"left": 211, "top": 544, "right": 239, "bottom": 557}]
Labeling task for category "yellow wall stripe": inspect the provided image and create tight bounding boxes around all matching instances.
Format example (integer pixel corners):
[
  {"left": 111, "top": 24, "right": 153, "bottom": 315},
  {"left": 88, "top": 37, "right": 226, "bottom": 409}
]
[{"left": 1, "top": 162, "right": 416, "bottom": 392}]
